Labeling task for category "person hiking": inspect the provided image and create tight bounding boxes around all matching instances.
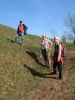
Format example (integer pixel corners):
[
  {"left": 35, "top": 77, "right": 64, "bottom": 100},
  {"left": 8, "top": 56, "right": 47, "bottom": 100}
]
[
  {"left": 14, "top": 21, "right": 28, "bottom": 45},
  {"left": 52, "top": 37, "right": 63, "bottom": 79},
  {"left": 41, "top": 34, "right": 53, "bottom": 69}
]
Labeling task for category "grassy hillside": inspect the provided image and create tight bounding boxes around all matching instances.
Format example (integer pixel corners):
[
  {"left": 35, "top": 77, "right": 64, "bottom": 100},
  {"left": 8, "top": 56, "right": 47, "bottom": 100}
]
[
  {"left": 0, "top": 24, "right": 75, "bottom": 100},
  {"left": 0, "top": 24, "right": 50, "bottom": 100},
  {"left": 62, "top": 42, "right": 75, "bottom": 48}
]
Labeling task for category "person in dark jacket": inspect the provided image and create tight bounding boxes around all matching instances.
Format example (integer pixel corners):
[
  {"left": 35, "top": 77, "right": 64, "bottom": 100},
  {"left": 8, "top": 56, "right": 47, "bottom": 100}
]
[
  {"left": 14, "top": 21, "right": 28, "bottom": 45},
  {"left": 52, "top": 37, "right": 63, "bottom": 79}
]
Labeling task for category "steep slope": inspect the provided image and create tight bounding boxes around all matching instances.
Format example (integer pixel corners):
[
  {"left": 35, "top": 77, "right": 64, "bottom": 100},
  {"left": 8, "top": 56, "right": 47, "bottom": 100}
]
[
  {"left": 0, "top": 24, "right": 46, "bottom": 100},
  {"left": 0, "top": 24, "right": 75, "bottom": 100}
]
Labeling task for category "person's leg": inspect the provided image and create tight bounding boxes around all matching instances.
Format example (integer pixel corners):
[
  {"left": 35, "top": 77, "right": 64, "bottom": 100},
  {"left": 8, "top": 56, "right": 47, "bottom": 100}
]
[
  {"left": 47, "top": 51, "right": 51, "bottom": 68},
  {"left": 46, "top": 50, "right": 51, "bottom": 68},
  {"left": 53, "top": 62, "right": 57, "bottom": 74},
  {"left": 14, "top": 33, "right": 19, "bottom": 43},
  {"left": 57, "top": 62, "right": 63, "bottom": 79},
  {"left": 42, "top": 49, "right": 47, "bottom": 67},
  {"left": 21, "top": 32, "right": 24, "bottom": 45}
]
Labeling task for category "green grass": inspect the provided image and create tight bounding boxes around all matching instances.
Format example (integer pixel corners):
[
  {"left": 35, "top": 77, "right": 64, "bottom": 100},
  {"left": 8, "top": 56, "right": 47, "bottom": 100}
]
[
  {"left": 62, "top": 42, "right": 75, "bottom": 48},
  {"left": 0, "top": 24, "right": 51, "bottom": 100},
  {"left": 0, "top": 24, "right": 75, "bottom": 100}
]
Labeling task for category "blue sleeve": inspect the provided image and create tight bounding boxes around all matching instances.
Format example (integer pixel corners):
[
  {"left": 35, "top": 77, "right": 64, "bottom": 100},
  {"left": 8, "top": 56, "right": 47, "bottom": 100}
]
[{"left": 23, "top": 24, "right": 28, "bottom": 30}]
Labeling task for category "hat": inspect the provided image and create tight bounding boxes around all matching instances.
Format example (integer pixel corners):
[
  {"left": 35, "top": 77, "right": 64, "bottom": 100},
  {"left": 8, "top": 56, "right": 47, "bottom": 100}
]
[{"left": 20, "top": 21, "right": 22, "bottom": 23}]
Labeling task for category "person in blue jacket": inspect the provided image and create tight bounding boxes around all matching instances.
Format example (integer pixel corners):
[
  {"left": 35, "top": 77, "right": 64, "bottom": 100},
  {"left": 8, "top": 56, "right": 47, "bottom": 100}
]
[{"left": 14, "top": 21, "right": 28, "bottom": 45}]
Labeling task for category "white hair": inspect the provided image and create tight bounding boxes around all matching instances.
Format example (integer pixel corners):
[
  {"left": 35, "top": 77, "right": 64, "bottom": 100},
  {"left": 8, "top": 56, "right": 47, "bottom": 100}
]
[
  {"left": 42, "top": 34, "right": 46, "bottom": 37},
  {"left": 54, "top": 36, "right": 59, "bottom": 40}
]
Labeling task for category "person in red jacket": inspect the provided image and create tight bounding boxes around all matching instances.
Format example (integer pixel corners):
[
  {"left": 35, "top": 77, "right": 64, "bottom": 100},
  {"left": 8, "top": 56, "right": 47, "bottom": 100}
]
[{"left": 52, "top": 37, "right": 63, "bottom": 79}]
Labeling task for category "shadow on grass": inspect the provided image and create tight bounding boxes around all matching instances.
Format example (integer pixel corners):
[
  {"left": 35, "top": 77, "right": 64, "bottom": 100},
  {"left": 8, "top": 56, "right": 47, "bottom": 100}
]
[
  {"left": 26, "top": 51, "right": 44, "bottom": 67},
  {"left": 24, "top": 64, "right": 56, "bottom": 79},
  {"left": 7, "top": 38, "right": 21, "bottom": 45},
  {"left": 7, "top": 38, "right": 14, "bottom": 43}
]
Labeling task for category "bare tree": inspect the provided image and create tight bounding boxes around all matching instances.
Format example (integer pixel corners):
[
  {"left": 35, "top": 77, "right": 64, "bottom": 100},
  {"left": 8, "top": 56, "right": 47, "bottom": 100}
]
[
  {"left": 50, "top": 28, "right": 57, "bottom": 38},
  {"left": 67, "top": 33, "right": 73, "bottom": 43},
  {"left": 61, "top": 34, "right": 67, "bottom": 42},
  {"left": 62, "top": 31, "right": 73, "bottom": 43},
  {"left": 64, "top": 13, "right": 75, "bottom": 43}
]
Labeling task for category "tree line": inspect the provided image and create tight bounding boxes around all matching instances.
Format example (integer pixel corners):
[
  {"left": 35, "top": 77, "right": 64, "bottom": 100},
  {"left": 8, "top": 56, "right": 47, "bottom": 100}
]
[{"left": 50, "top": 13, "right": 75, "bottom": 44}]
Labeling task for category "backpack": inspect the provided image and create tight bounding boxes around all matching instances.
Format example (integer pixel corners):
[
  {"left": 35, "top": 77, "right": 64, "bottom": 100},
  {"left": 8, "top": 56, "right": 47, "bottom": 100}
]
[
  {"left": 17, "top": 24, "right": 28, "bottom": 36},
  {"left": 61, "top": 44, "right": 67, "bottom": 57},
  {"left": 19, "top": 24, "right": 24, "bottom": 32}
]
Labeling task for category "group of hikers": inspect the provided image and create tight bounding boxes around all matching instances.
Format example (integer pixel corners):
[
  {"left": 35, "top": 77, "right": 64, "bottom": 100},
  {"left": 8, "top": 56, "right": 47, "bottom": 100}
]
[
  {"left": 41, "top": 34, "right": 67, "bottom": 80},
  {"left": 14, "top": 20, "right": 67, "bottom": 80}
]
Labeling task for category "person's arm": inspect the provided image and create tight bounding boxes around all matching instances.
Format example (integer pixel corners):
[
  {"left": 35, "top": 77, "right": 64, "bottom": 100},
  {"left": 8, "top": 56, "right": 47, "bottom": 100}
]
[
  {"left": 57, "top": 44, "right": 62, "bottom": 62},
  {"left": 49, "top": 40, "right": 53, "bottom": 47},
  {"left": 23, "top": 24, "right": 28, "bottom": 31}
]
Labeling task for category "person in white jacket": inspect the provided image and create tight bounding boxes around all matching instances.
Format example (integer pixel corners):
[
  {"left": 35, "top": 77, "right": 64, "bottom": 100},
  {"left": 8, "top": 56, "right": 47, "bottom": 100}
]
[{"left": 41, "top": 34, "right": 53, "bottom": 69}]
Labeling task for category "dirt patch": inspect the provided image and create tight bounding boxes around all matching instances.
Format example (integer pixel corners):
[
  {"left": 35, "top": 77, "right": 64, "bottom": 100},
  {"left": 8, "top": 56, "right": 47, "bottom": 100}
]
[{"left": 22, "top": 48, "right": 75, "bottom": 100}]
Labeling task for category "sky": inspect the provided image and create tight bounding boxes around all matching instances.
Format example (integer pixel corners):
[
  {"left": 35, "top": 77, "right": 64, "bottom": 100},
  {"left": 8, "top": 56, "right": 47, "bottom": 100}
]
[{"left": 0, "top": 0, "right": 75, "bottom": 39}]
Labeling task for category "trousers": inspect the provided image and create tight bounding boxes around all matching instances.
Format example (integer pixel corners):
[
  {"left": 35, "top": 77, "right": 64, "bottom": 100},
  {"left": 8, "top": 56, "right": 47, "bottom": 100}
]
[{"left": 53, "top": 62, "right": 62, "bottom": 79}]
